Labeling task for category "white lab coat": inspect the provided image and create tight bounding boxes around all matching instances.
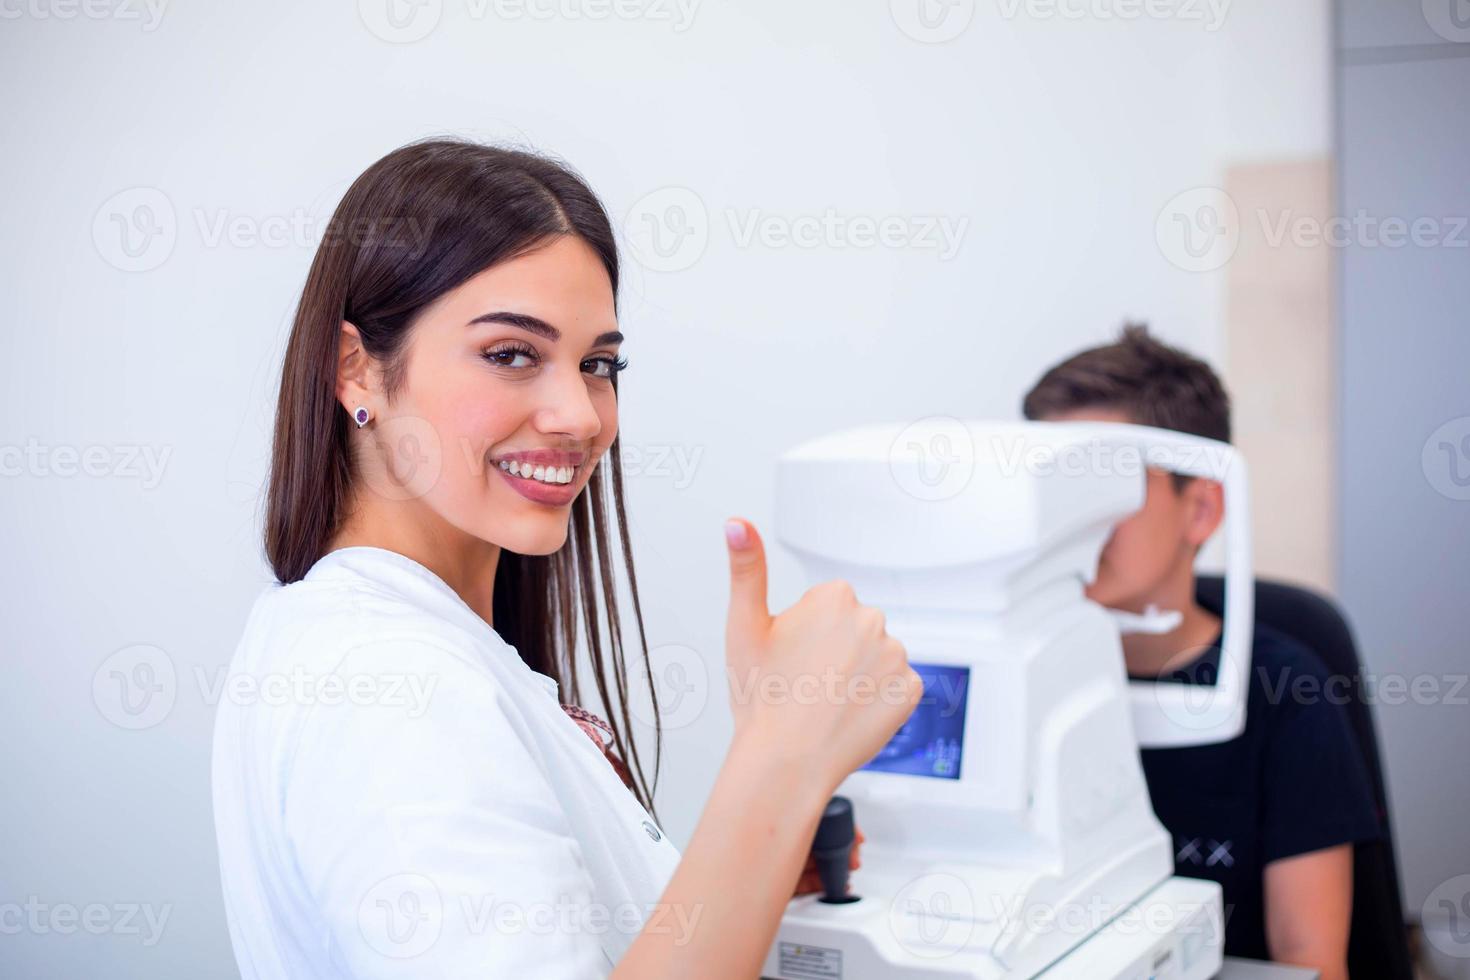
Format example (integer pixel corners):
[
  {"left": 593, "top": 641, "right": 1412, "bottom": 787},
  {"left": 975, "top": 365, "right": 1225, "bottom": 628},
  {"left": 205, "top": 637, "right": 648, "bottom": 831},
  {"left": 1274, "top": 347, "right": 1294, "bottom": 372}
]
[{"left": 211, "top": 546, "right": 682, "bottom": 978}]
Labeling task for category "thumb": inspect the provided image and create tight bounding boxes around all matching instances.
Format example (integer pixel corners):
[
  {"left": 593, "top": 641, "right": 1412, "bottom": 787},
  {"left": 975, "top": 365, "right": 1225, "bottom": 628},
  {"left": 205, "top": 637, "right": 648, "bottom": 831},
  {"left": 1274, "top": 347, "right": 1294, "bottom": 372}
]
[{"left": 724, "top": 517, "right": 771, "bottom": 645}]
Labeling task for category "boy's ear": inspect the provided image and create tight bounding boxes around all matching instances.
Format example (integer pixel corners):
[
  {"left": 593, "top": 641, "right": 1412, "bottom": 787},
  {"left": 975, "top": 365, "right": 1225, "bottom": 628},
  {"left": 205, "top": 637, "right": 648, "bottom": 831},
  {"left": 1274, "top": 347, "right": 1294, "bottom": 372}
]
[{"left": 1183, "top": 477, "right": 1225, "bottom": 548}]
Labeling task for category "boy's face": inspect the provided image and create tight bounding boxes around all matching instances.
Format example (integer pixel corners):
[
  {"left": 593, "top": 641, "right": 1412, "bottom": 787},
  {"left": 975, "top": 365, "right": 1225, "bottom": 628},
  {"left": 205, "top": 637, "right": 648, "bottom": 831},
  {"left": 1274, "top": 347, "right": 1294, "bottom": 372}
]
[{"left": 1039, "top": 406, "right": 1223, "bottom": 611}]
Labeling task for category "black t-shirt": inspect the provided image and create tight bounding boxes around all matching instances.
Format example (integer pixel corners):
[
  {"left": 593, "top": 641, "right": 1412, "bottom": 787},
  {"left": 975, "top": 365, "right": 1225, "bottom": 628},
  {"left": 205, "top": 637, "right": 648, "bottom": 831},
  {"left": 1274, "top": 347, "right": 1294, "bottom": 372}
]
[{"left": 1133, "top": 621, "right": 1382, "bottom": 960}]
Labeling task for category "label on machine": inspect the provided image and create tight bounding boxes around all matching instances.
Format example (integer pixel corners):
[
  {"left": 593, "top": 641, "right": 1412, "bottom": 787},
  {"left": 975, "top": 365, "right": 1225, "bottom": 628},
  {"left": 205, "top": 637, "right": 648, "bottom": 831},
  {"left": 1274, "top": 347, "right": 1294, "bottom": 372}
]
[{"left": 777, "top": 940, "right": 843, "bottom": 979}]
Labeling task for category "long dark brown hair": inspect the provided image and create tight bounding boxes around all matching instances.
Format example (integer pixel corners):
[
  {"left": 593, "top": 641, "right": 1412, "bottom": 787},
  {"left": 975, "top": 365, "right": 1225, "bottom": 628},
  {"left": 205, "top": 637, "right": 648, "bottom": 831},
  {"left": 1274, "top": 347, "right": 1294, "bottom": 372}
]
[{"left": 263, "top": 137, "right": 661, "bottom": 818}]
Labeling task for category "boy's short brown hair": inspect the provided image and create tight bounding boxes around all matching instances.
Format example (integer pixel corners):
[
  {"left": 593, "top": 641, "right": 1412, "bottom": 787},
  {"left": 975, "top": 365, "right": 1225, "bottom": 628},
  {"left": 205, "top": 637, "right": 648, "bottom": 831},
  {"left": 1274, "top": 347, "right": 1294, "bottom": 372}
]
[{"left": 1022, "top": 323, "right": 1232, "bottom": 444}]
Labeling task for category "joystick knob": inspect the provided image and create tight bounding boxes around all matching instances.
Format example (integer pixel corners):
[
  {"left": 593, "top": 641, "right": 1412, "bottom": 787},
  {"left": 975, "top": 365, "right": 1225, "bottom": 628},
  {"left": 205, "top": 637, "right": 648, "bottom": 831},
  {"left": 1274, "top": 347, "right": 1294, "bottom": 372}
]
[{"left": 811, "top": 796, "right": 860, "bottom": 904}]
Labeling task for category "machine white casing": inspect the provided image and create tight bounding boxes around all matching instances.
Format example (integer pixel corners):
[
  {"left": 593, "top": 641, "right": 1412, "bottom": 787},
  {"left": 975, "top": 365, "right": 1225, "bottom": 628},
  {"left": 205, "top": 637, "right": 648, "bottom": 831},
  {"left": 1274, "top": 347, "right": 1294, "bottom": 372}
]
[{"left": 761, "top": 420, "right": 1246, "bottom": 979}]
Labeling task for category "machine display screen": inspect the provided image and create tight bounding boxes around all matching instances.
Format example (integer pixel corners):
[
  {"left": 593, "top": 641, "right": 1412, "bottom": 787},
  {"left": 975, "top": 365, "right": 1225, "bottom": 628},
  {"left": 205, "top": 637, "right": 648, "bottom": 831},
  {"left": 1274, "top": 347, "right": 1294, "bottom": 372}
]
[{"left": 859, "top": 662, "right": 970, "bottom": 780}]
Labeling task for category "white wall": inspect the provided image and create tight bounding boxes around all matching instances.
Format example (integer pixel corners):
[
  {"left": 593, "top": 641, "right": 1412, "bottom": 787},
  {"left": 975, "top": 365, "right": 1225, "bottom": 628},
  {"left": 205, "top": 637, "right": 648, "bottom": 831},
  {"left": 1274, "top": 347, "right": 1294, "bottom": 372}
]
[{"left": 0, "top": 1, "right": 1328, "bottom": 974}]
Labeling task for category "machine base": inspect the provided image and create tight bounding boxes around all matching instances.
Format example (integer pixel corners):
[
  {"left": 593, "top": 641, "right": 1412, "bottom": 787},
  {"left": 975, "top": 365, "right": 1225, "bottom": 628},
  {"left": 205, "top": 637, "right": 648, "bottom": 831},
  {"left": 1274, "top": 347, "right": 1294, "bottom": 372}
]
[
  {"left": 1039, "top": 877, "right": 1223, "bottom": 980},
  {"left": 761, "top": 876, "right": 1223, "bottom": 980}
]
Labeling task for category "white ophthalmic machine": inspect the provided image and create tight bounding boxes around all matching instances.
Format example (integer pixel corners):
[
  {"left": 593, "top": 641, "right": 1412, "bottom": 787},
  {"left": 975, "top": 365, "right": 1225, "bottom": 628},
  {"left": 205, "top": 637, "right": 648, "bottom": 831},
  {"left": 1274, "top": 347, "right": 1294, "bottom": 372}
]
[{"left": 761, "top": 420, "right": 1254, "bottom": 980}]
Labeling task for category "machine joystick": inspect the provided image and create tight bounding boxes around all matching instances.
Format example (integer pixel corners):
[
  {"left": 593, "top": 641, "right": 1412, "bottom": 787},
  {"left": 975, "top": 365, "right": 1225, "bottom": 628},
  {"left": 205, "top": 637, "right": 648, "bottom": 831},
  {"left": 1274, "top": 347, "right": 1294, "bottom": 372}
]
[{"left": 812, "top": 796, "right": 861, "bottom": 904}]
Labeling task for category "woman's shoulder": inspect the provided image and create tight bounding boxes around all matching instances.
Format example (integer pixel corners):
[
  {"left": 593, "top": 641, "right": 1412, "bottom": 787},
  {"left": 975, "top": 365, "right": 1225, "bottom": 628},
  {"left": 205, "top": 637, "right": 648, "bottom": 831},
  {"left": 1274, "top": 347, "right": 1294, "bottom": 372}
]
[
  {"left": 217, "top": 561, "right": 536, "bottom": 800},
  {"left": 229, "top": 558, "right": 504, "bottom": 703}
]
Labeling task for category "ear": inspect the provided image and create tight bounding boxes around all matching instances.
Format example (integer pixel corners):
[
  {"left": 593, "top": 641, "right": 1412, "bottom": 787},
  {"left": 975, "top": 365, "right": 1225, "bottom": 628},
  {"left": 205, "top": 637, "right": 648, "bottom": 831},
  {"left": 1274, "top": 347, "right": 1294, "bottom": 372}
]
[
  {"left": 1183, "top": 477, "right": 1225, "bottom": 548},
  {"left": 335, "top": 320, "right": 374, "bottom": 416}
]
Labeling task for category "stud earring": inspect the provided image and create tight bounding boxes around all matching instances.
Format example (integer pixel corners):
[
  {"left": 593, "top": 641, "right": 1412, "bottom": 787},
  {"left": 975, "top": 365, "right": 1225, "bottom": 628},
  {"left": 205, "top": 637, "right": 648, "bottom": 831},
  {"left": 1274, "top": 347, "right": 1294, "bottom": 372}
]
[{"left": 352, "top": 406, "right": 371, "bottom": 428}]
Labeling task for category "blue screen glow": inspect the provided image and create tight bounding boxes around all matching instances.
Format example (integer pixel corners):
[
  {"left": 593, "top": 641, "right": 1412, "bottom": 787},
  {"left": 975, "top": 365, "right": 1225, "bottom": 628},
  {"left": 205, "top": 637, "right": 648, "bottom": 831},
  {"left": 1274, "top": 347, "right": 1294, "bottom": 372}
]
[{"left": 859, "top": 662, "right": 970, "bottom": 780}]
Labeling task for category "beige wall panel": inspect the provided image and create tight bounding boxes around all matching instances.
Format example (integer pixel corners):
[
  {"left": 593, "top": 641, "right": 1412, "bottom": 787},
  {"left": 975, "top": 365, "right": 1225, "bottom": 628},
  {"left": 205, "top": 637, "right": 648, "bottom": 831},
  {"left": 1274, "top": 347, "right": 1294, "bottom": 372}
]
[{"left": 1224, "top": 159, "right": 1336, "bottom": 595}]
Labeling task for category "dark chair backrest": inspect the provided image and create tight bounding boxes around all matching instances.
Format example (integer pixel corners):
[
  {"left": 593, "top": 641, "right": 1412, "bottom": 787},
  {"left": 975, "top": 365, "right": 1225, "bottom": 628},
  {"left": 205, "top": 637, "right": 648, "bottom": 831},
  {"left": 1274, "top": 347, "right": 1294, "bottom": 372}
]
[{"left": 1196, "top": 575, "right": 1413, "bottom": 980}]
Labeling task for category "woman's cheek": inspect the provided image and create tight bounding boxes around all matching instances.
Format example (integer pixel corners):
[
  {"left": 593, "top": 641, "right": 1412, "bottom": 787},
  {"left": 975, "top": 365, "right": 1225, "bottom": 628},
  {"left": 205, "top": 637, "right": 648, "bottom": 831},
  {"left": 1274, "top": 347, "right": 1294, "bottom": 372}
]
[{"left": 449, "top": 397, "right": 523, "bottom": 469}]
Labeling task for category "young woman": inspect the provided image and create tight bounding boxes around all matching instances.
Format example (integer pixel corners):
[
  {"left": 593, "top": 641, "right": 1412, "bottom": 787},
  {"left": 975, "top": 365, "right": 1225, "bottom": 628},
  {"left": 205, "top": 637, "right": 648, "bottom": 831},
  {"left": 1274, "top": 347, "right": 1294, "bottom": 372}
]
[{"left": 211, "top": 137, "right": 920, "bottom": 978}]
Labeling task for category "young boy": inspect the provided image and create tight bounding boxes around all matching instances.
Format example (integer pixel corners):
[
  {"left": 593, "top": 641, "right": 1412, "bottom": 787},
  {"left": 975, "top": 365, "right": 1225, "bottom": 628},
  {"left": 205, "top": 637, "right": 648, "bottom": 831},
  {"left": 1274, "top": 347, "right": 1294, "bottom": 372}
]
[{"left": 1023, "top": 325, "right": 1381, "bottom": 980}]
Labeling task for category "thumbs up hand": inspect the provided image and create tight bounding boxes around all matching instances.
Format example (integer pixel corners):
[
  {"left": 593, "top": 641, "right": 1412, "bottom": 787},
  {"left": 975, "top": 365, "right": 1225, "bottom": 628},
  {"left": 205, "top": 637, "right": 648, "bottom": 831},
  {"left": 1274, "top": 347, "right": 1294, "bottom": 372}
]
[{"left": 723, "top": 518, "right": 922, "bottom": 791}]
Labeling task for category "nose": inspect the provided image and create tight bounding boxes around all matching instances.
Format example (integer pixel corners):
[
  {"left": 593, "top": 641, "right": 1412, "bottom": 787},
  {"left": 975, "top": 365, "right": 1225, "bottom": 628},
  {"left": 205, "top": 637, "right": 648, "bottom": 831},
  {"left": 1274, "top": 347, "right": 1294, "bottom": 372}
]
[{"left": 533, "top": 364, "right": 603, "bottom": 444}]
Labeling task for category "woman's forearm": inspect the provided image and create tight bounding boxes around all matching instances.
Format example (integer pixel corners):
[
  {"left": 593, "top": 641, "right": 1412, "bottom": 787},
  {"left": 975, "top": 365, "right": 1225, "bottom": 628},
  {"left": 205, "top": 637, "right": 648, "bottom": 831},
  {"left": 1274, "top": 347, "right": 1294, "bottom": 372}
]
[
  {"left": 615, "top": 519, "right": 918, "bottom": 976},
  {"left": 614, "top": 729, "right": 835, "bottom": 979}
]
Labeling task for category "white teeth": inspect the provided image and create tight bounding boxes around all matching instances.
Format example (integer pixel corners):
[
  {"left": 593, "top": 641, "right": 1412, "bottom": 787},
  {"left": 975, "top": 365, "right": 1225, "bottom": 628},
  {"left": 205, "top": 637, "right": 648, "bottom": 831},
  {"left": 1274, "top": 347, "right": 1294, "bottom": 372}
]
[{"left": 499, "top": 460, "right": 575, "bottom": 485}]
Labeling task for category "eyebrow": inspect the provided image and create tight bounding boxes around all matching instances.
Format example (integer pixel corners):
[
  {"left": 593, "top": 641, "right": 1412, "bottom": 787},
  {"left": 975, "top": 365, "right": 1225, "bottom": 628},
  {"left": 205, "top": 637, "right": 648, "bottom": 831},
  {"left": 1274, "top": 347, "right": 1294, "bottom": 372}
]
[{"left": 468, "top": 311, "right": 622, "bottom": 347}]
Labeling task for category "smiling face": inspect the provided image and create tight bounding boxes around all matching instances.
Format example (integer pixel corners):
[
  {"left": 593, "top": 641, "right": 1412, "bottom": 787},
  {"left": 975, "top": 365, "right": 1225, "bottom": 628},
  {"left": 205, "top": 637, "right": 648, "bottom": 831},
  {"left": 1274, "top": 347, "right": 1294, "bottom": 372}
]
[{"left": 345, "top": 234, "right": 624, "bottom": 557}]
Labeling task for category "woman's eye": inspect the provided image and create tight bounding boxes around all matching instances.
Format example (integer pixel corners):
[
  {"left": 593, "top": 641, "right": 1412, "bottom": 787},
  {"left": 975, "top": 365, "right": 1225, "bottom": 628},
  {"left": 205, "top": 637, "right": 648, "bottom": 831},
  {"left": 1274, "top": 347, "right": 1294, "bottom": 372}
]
[
  {"left": 483, "top": 347, "right": 537, "bottom": 369},
  {"left": 582, "top": 355, "right": 629, "bottom": 379}
]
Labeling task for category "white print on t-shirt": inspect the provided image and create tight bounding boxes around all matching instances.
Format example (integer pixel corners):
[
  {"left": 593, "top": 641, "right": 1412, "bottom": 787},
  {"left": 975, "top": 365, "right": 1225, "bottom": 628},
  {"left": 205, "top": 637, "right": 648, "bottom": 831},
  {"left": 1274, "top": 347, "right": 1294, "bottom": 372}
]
[{"left": 1178, "top": 837, "right": 1235, "bottom": 869}]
